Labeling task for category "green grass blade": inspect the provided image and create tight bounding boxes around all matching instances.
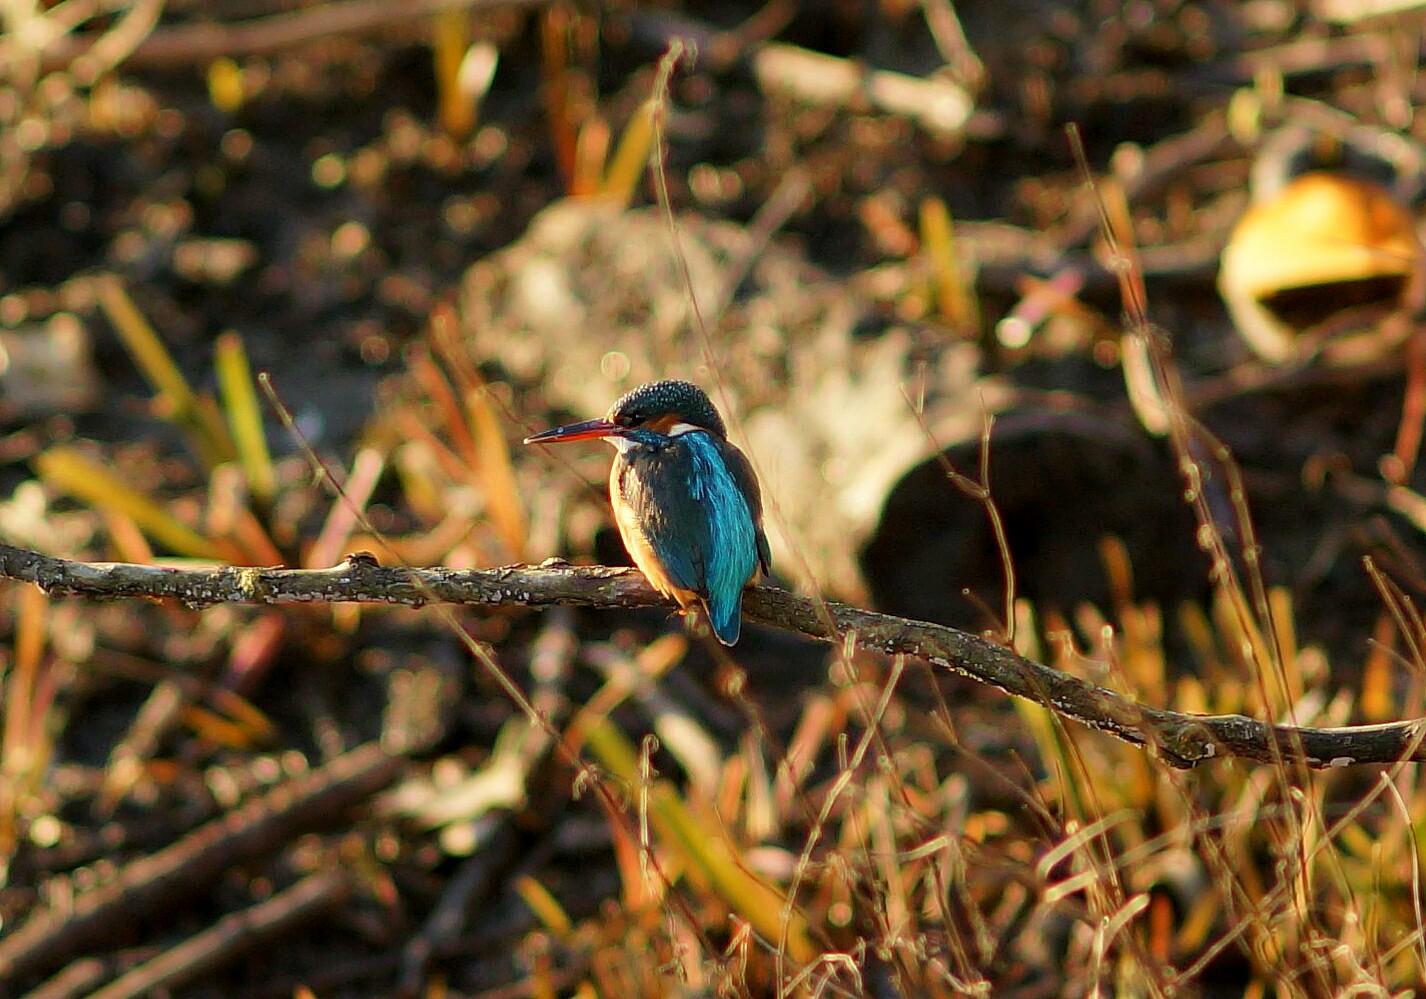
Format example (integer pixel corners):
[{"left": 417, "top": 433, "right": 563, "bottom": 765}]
[
  {"left": 97, "top": 276, "right": 236, "bottom": 469},
  {"left": 214, "top": 331, "right": 277, "bottom": 506}
]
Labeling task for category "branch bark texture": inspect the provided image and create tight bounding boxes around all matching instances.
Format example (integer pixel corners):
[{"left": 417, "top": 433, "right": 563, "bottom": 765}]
[{"left": 1, "top": 543, "right": 1420, "bottom": 771}]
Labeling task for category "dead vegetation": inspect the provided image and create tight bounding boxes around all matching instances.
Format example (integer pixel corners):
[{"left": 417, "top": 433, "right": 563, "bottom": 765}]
[{"left": 5, "top": 2, "right": 1426, "bottom": 997}]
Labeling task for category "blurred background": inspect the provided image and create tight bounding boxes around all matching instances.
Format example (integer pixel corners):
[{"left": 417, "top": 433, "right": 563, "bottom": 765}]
[{"left": 4, "top": 1, "right": 1426, "bottom": 996}]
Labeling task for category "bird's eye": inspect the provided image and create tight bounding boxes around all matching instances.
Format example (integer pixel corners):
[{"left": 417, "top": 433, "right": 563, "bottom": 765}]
[{"left": 617, "top": 411, "right": 640, "bottom": 427}]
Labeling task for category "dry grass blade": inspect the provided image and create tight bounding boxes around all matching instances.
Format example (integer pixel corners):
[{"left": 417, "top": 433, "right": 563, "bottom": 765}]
[
  {"left": 515, "top": 875, "right": 574, "bottom": 939},
  {"left": 33, "top": 447, "right": 224, "bottom": 560},
  {"left": 0, "top": 583, "right": 51, "bottom": 880},
  {"left": 100, "top": 678, "right": 187, "bottom": 812},
  {"left": 600, "top": 100, "right": 656, "bottom": 207},
  {"left": 426, "top": 307, "right": 528, "bottom": 560},
  {"left": 572, "top": 112, "right": 611, "bottom": 197},
  {"left": 579, "top": 715, "right": 817, "bottom": 963},
  {"left": 307, "top": 447, "right": 385, "bottom": 569},
  {"left": 432, "top": 8, "right": 475, "bottom": 140},
  {"left": 539, "top": 3, "right": 580, "bottom": 190},
  {"left": 465, "top": 380, "right": 528, "bottom": 561},
  {"left": 919, "top": 195, "right": 978, "bottom": 336}
]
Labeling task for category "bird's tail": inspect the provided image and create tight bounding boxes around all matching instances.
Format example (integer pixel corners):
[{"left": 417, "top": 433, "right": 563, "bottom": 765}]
[{"left": 704, "top": 596, "right": 742, "bottom": 646}]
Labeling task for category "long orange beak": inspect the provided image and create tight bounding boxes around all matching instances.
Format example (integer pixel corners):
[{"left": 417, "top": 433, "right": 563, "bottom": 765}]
[{"left": 523, "top": 418, "right": 622, "bottom": 445}]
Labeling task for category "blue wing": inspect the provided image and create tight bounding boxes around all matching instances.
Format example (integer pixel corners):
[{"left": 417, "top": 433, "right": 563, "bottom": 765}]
[
  {"left": 616, "top": 433, "right": 761, "bottom": 644},
  {"left": 722, "top": 440, "right": 772, "bottom": 577}
]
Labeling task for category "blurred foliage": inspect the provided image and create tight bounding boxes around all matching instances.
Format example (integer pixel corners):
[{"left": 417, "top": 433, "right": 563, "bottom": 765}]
[{"left": 3, "top": 1, "right": 1426, "bottom": 997}]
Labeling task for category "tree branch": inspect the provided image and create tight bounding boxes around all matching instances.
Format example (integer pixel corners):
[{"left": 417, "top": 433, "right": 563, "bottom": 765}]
[
  {"left": 0, "top": 738, "right": 402, "bottom": 985},
  {"left": 1, "top": 542, "right": 1420, "bottom": 770}
]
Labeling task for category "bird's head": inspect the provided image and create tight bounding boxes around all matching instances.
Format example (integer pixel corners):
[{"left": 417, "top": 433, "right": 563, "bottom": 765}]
[{"left": 524, "top": 380, "right": 726, "bottom": 448}]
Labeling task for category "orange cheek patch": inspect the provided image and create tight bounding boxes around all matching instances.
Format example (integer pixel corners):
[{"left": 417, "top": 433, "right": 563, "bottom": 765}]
[{"left": 644, "top": 414, "right": 680, "bottom": 435}]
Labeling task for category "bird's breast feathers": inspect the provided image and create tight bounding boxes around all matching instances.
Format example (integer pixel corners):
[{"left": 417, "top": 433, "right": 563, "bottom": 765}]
[{"left": 613, "top": 432, "right": 760, "bottom": 604}]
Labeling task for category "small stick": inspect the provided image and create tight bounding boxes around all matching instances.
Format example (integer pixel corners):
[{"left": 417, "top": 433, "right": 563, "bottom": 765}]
[
  {"left": 0, "top": 740, "right": 405, "bottom": 985},
  {"left": 84, "top": 866, "right": 351, "bottom": 999},
  {"left": 397, "top": 824, "right": 522, "bottom": 995},
  {"left": 17, "top": 958, "right": 108, "bottom": 999}
]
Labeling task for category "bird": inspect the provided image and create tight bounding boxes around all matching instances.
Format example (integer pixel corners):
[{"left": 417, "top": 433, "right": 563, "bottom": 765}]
[{"left": 524, "top": 380, "right": 771, "bottom": 645}]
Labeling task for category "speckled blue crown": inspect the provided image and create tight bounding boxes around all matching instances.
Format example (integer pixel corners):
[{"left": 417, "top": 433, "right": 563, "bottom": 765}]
[{"left": 608, "top": 380, "right": 726, "bottom": 437}]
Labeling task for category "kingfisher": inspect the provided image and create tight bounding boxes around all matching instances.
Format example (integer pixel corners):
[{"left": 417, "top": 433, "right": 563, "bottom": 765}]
[{"left": 525, "top": 380, "right": 771, "bottom": 645}]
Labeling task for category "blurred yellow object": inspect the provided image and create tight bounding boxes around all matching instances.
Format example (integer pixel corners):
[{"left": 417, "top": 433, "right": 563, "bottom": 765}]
[{"left": 1218, "top": 172, "right": 1424, "bottom": 364}]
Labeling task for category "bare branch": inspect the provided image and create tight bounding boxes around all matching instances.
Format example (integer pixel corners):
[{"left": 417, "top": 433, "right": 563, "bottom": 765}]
[
  {"left": 79, "top": 866, "right": 351, "bottom": 999},
  {"left": 0, "top": 739, "right": 404, "bottom": 986},
  {"left": 1, "top": 543, "right": 1421, "bottom": 771}
]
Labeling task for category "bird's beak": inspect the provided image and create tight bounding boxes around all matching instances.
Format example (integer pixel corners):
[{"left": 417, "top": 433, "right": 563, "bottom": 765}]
[{"left": 523, "top": 418, "right": 622, "bottom": 445}]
